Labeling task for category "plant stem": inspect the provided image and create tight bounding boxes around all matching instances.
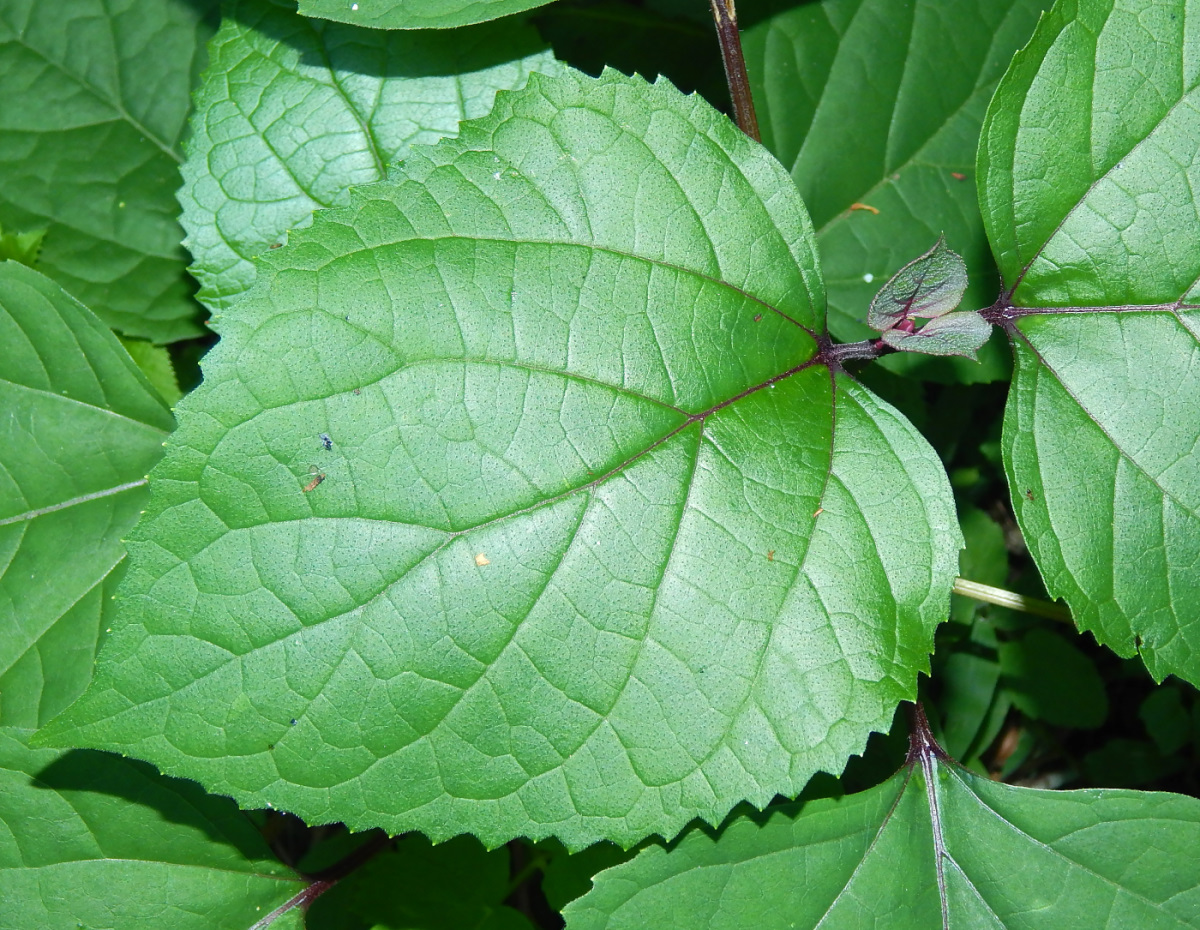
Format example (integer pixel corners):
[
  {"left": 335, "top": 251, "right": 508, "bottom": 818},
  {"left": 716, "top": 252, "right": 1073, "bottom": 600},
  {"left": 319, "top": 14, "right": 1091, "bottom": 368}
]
[
  {"left": 952, "top": 577, "right": 1071, "bottom": 623},
  {"left": 709, "top": 0, "right": 760, "bottom": 141}
]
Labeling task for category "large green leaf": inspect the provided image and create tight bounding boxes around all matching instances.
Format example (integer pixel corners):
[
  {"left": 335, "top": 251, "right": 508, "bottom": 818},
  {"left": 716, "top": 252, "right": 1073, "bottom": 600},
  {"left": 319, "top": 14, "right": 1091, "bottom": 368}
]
[
  {"left": 742, "top": 0, "right": 1046, "bottom": 382},
  {"left": 0, "top": 262, "right": 172, "bottom": 728},
  {"left": 39, "top": 69, "right": 960, "bottom": 850},
  {"left": 0, "top": 0, "right": 218, "bottom": 342},
  {"left": 180, "top": 0, "right": 562, "bottom": 311},
  {"left": 298, "top": 0, "right": 558, "bottom": 30},
  {"left": 564, "top": 718, "right": 1200, "bottom": 929},
  {"left": 0, "top": 727, "right": 304, "bottom": 930},
  {"left": 979, "top": 0, "right": 1200, "bottom": 683}
]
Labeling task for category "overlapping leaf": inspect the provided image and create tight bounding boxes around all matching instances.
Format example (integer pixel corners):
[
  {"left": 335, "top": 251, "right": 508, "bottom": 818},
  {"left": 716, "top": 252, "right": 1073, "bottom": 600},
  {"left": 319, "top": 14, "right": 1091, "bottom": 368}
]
[
  {"left": 298, "top": 0, "right": 558, "bottom": 30},
  {"left": 306, "top": 834, "right": 533, "bottom": 929},
  {"left": 180, "top": 0, "right": 562, "bottom": 311},
  {"left": 0, "top": 727, "right": 304, "bottom": 930},
  {"left": 39, "top": 70, "right": 960, "bottom": 850},
  {"left": 0, "top": 263, "right": 173, "bottom": 728},
  {"left": 0, "top": 0, "right": 217, "bottom": 342},
  {"left": 979, "top": 0, "right": 1200, "bottom": 683},
  {"left": 742, "top": 0, "right": 1046, "bottom": 381},
  {"left": 564, "top": 731, "right": 1200, "bottom": 929}
]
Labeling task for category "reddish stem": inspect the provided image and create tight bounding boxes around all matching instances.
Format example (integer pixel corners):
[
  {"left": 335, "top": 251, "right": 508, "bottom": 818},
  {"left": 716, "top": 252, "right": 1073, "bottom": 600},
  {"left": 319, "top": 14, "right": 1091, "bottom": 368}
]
[{"left": 709, "top": 0, "right": 761, "bottom": 141}]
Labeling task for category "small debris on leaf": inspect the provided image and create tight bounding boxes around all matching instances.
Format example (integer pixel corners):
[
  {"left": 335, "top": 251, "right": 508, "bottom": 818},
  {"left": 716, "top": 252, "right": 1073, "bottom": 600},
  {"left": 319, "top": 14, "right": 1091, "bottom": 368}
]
[
  {"left": 767, "top": 550, "right": 775, "bottom": 562},
  {"left": 319, "top": 432, "right": 332, "bottom": 450},
  {"left": 303, "top": 469, "right": 326, "bottom": 492},
  {"left": 951, "top": 172, "right": 967, "bottom": 181},
  {"left": 849, "top": 202, "right": 880, "bottom": 215},
  {"left": 475, "top": 553, "right": 490, "bottom": 566}
]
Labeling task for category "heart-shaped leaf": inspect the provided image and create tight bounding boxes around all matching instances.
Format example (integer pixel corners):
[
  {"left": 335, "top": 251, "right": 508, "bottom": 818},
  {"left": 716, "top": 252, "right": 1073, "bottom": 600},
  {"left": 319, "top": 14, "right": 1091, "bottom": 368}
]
[
  {"left": 743, "top": 0, "right": 1048, "bottom": 382},
  {"left": 39, "top": 69, "right": 959, "bottom": 850},
  {"left": 0, "top": 263, "right": 172, "bottom": 728},
  {"left": 180, "top": 0, "right": 562, "bottom": 311},
  {"left": 979, "top": 0, "right": 1200, "bottom": 684},
  {"left": 298, "top": 0, "right": 558, "bottom": 30},
  {"left": 564, "top": 713, "right": 1200, "bottom": 928},
  {"left": 0, "top": 727, "right": 304, "bottom": 930},
  {"left": 0, "top": 0, "right": 218, "bottom": 342}
]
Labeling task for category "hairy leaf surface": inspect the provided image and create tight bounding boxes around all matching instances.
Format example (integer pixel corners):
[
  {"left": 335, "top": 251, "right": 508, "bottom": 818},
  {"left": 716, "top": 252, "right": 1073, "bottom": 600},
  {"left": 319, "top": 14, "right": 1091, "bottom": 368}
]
[
  {"left": 742, "top": 0, "right": 1047, "bottom": 382},
  {"left": 979, "top": 0, "right": 1200, "bottom": 683},
  {"left": 298, "top": 0, "right": 558, "bottom": 30},
  {"left": 564, "top": 744, "right": 1200, "bottom": 929},
  {"left": 0, "top": 727, "right": 303, "bottom": 930},
  {"left": 0, "top": 263, "right": 172, "bottom": 728},
  {"left": 41, "top": 70, "right": 959, "bottom": 849},
  {"left": 180, "top": 0, "right": 561, "bottom": 311},
  {"left": 0, "top": 0, "right": 217, "bottom": 341}
]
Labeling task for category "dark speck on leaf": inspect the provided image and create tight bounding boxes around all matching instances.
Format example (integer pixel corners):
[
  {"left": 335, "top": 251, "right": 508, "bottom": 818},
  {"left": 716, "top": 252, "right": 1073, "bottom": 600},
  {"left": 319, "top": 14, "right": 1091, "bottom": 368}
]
[
  {"left": 1025, "top": 489, "right": 1035, "bottom": 502},
  {"left": 320, "top": 433, "right": 332, "bottom": 450},
  {"left": 290, "top": 719, "right": 297, "bottom": 726},
  {"left": 753, "top": 313, "right": 762, "bottom": 322}
]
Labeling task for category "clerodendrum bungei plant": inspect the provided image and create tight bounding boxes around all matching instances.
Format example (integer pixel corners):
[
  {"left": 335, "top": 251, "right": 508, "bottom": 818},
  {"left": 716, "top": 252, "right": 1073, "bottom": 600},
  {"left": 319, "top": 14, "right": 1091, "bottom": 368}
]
[{"left": 1, "top": 0, "right": 1199, "bottom": 926}]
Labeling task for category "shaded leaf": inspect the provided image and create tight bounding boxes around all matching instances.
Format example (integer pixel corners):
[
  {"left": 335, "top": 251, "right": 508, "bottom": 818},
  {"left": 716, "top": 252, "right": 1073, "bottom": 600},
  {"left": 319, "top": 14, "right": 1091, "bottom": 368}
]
[
  {"left": 0, "top": 222, "right": 43, "bottom": 267},
  {"left": 743, "top": 0, "right": 1047, "bottom": 382},
  {"left": 0, "top": 263, "right": 172, "bottom": 728},
  {"left": 1140, "top": 686, "right": 1191, "bottom": 756},
  {"left": 0, "top": 727, "right": 303, "bottom": 930},
  {"left": 979, "top": 0, "right": 1200, "bottom": 684},
  {"left": 181, "top": 0, "right": 562, "bottom": 311},
  {"left": 119, "top": 337, "right": 183, "bottom": 407},
  {"left": 565, "top": 726, "right": 1200, "bottom": 929},
  {"left": 999, "top": 628, "right": 1107, "bottom": 730},
  {"left": 298, "top": 0, "right": 558, "bottom": 30},
  {"left": 0, "top": 0, "right": 218, "bottom": 341},
  {"left": 307, "top": 834, "right": 533, "bottom": 929},
  {"left": 936, "top": 652, "right": 1001, "bottom": 761},
  {"left": 40, "top": 70, "right": 960, "bottom": 850}
]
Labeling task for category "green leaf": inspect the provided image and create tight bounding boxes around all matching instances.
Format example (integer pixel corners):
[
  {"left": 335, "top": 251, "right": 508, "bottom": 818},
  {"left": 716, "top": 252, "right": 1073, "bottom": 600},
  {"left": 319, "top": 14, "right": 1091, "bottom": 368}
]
[
  {"left": 882, "top": 310, "right": 993, "bottom": 360},
  {"left": 1140, "top": 685, "right": 1191, "bottom": 756},
  {"left": 540, "top": 840, "right": 632, "bottom": 913},
  {"left": 0, "top": 221, "right": 44, "bottom": 268},
  {"left": 298, "top": 0, "right": 558, "bottom": 30},
  {"left": 743, "top": 0, "right": 1047, "bottom": 383},
  {"left": 979, "top": 0, "right": 1200, "bottom": 684},
  {"left": 0, "top": 727, "right": 304, "bottom": 930},
  {"left": 564, "top": 728, "right": 1200, "bottom": 929},
  {"left": 0, "top": 0, "right": 218, "bottom": 342},
  {"left": 999, "top": 628, "right": 1108, "bottom": 730},
  {"left": 0, "top": 263, "right": 172, "bottom": 728},
  {"left": 40, "top": 69, "right": 960, "bottom": 850},
  {"left": 307, "top": 834, "right": 533, "bottom": 929},
  {"left": 119, "top": 337, "right": 184, "bottom": 406},
  {"left": 180, "top": 0, "right": 562, "bottom": 312},
  {"left": 867, "top": 237, "right": 969, "bottom": 331},
  {"left": 936, "top": 652, "right": 1001, "bottom": 761}
]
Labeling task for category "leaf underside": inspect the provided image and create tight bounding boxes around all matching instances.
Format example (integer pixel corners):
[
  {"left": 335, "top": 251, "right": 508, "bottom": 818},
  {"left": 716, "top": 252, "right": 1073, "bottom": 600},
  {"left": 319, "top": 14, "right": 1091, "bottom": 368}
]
[
  {"left": 979, "top": 0, "right": 1200, "bottom": 684},
  {"left": 39, "top": 70, "right": 959, "bottom": 850},
  {"left": 0, "top": 0, "right": 217, "bottom": 342},
  {"left": 563, "top": 752, "right": 1200, "bottom": 929},
  {"left": 180, "top": 0, "right": 562, "bottom": 311},
  {"left": 0, "top": 263, "right": 172, "bottom": 728}
]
